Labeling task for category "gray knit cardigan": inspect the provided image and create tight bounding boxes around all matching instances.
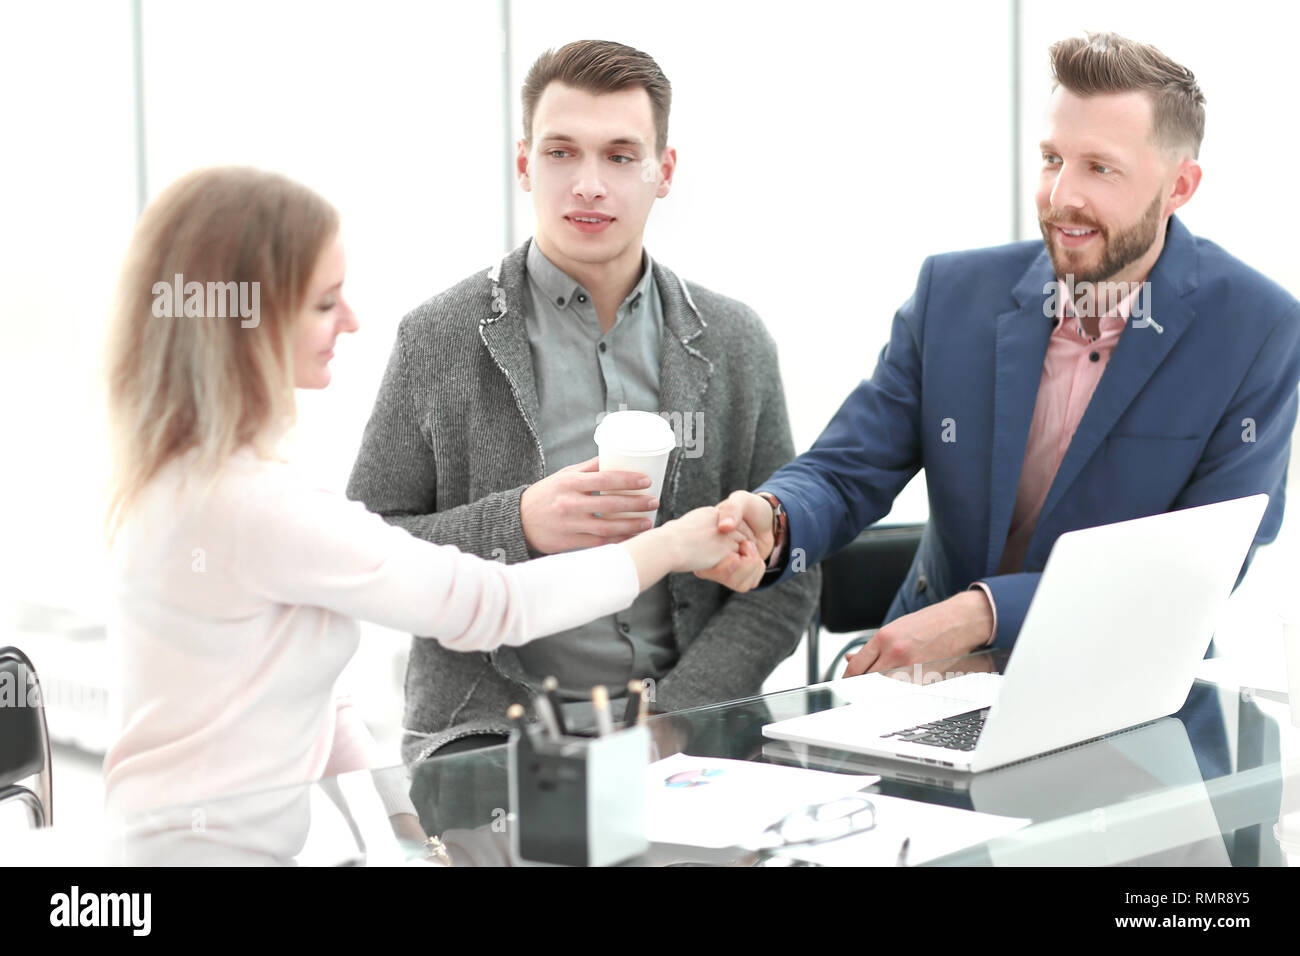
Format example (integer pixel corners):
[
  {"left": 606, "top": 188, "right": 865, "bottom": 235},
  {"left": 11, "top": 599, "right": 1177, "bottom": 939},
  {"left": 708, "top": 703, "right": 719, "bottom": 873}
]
[{"left": 347, "top": 240, "right": 821, "bottom": 762}]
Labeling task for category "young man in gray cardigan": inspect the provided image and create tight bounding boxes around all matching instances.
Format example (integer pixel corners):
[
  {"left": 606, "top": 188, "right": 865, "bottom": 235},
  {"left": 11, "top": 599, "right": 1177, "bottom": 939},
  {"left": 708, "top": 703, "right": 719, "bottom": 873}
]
[{"left": 348, "top": 40, "right": 819, "bottom": 762}]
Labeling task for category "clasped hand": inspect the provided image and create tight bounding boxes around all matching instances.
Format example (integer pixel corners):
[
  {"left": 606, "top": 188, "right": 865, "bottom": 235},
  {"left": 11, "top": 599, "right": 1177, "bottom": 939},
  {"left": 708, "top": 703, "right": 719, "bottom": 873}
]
[
  {"left": 693, "top": 490, "right": 774, "bottom": 591},
  {"left": 688, "top": 491, "right": 995, "bottom": 676}
]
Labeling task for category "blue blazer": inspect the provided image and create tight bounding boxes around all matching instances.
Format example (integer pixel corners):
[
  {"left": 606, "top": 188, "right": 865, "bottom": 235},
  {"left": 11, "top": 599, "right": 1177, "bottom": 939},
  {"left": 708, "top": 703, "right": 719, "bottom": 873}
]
[{"left": 761, "top": 216, "right": 1300, "bottom": 647}]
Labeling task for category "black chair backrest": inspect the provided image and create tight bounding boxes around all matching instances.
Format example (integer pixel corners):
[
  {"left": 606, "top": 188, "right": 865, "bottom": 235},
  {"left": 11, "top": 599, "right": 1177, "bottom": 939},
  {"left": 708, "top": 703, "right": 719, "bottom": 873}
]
[
  {"left": 819, "top": 524, "right": 925, "bottom": 633},
  {"left": 0, "top": 648, "right": 44, "bottom": 786}
]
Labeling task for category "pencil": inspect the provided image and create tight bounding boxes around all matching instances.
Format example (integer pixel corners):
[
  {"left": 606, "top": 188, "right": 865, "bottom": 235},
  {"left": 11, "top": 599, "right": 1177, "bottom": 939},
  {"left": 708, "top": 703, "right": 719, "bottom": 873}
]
[
  {"left": 542, "top": 675, "right": 568, "bottom": 736},
  {"left": 592, "top": 684, "right": 614, "bottom": 736},
  {"left": 623, "top": 680, "right": 645, "bottom": 726},
  {"left": 506, "top": 703, "right": 528, "bottom": 736},
  {"left": 532, "top": 687, "right": 563, "bottom": 741}
]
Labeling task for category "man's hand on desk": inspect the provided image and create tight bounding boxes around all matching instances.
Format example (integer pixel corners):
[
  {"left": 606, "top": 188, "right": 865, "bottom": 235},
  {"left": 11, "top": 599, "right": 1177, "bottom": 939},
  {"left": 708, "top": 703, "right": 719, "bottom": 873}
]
[
  {"left": 843, "top": 591, "right": 994, "bottom": 677},
  {"left": 693, "top": 490, "right": 774, "bottom": 591}
]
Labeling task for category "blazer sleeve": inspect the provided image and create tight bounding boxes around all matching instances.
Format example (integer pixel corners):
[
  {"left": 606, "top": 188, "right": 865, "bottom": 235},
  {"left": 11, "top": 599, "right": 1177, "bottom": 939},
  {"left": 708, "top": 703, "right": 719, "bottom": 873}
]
[
  {"left": 758, "top": 257, "right": 931, "bottom": 582},
  {"left": 346, "top": 316, "right": 533, "bottom": 564},
  {"left": 980, "top": 303, "right": 1300, "bottom": 648}
]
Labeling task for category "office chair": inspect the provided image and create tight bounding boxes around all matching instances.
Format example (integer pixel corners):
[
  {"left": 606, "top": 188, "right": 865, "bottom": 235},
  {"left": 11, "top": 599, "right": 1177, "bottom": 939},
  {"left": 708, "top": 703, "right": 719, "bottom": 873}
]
[
  {"left": 0, "top": 646, "right": 53, "bottom": 827},
  {"left": 804, "top": 524, "right": 925, "bottom": 684}
]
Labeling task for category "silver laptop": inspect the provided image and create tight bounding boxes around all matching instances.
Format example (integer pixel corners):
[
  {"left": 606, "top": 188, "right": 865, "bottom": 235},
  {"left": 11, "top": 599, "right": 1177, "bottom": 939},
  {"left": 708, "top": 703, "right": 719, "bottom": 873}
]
[{"left": 763, "top": 494, "right": 1268, "bottom": 774}]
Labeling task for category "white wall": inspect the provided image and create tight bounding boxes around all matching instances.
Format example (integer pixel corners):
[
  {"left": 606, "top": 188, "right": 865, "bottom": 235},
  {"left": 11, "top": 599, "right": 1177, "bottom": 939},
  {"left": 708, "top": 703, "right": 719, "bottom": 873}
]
[
  {"left": 0, "top": 1, "right": 137, "bottom": 615},
  {"left": 140, "top": 0, "right": 508, "bottom": 489}
]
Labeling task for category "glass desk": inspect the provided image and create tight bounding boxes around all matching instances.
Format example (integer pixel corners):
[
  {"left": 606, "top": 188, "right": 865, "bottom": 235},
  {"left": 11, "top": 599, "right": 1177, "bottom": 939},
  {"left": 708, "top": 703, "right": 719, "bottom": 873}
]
[{"left": 86, "top": 652, "right": 1300, "bottom": 866}]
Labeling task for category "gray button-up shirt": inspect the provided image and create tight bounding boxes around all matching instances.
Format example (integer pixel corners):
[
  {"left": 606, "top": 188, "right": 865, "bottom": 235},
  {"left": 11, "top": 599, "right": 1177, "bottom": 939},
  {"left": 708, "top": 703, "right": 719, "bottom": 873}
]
[{"left": 513, "top": 242, "right": 678, "bottom": 700}]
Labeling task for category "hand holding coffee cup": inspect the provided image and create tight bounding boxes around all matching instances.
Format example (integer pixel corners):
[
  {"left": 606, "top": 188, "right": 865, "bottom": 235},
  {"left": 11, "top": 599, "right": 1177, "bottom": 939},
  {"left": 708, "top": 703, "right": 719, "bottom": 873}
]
[
  {"left": 520, "top": 456, "right": 661, "bottom": 555},
  {"left": 593, "top": 410, "right": 677, "bottom": 524}
]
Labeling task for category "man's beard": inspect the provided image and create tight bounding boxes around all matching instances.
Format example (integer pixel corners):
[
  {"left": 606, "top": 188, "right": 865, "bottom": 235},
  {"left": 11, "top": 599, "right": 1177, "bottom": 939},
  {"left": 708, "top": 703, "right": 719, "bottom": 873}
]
[{"left": 1040, "top": 190, "right": 1164, "bottom": 284}]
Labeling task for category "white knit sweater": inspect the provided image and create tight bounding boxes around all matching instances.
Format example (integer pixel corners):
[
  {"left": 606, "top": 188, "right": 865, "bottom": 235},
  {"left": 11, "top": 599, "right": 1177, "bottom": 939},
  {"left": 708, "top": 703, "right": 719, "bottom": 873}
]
[{"left": 103, "top": 446, "right": 639, "bottom": 821}]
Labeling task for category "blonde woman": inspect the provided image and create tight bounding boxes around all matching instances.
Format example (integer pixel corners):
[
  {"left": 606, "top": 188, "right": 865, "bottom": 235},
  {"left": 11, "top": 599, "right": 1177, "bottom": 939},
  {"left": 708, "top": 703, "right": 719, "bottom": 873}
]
[{"left": 101, "top": 167, "right": 749, "bottom": 859}]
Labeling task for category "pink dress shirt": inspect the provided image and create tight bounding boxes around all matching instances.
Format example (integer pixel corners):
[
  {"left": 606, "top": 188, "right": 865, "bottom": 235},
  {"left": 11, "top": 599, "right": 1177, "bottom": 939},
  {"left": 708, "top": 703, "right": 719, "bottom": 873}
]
[{"left": 972, "top": 280, "right": 1142, "bottom": 643}]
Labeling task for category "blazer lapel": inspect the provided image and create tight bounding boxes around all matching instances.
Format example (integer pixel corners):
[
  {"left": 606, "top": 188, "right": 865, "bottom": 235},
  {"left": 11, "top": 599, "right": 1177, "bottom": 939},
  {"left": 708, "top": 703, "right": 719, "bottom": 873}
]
[
  {"left": 1035, "top": 216, "right": 1199, "bottom": 529},
  {"left": 654, "top": 262, "right": 713, "bottom": 506},
  {"left": 478, "top": 240, "right": 544, "bottom": 458},
  {"left": 985, "top": 253, "right": 1056, "bottom": 574}
]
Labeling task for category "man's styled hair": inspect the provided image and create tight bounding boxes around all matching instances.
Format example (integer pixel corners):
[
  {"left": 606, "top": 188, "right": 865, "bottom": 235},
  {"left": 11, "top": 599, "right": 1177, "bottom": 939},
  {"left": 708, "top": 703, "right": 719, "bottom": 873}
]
[
  {"left": 521, "top": 40, "right": 672, "bottom": 153},
  {"left": 1050, "top": 32, "right": 1206, "bottom": 159}
]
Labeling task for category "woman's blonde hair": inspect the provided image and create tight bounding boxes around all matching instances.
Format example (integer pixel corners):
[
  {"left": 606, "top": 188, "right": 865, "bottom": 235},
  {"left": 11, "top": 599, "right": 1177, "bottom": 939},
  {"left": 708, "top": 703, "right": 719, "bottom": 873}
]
[{"left": 104, "top": 166, "right": 339, "bottom": 543}]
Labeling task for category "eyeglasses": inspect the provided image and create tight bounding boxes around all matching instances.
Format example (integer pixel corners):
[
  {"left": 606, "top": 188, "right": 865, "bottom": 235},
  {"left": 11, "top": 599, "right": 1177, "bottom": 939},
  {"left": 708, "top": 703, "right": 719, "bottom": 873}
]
[{"left": 747, "top": 794, "right": 878, "bottom": 866}]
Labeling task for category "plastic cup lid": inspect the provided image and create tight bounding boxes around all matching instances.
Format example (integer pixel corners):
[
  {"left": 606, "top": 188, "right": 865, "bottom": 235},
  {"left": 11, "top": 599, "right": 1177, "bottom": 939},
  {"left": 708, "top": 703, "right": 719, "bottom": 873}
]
[{"left": 593, "top": 410, "right": 676, "bottom": 456}]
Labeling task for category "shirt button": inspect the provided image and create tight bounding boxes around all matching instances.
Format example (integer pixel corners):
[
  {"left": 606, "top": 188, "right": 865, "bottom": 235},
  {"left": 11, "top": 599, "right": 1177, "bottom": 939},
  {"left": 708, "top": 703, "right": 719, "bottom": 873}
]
[
  {"left": 917, "top": 574, "right": 928, "bottom": 594},
  {"left": 1089, "top": 351, "right": 1100, "bottom": 362},
  {"left": 619, "top": 622, "right": 631, "bottom": 634},
  {"left": 599, "top": 342, "right": 607, "bottom": 353},
  {"left": 577, "top": 294, "right": 588, "bottom": 303},
  {"left": 556, "top": 296, "right": 565, "bottom": 306}
]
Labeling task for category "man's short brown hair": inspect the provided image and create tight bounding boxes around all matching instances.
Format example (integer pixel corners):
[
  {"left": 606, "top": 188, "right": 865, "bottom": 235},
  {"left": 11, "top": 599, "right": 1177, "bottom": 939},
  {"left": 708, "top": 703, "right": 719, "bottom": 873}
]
[
  {"left": 1050, "top": 32, "right": 1205, "bottom": 159},
  {"left": 521, "top": 40, "right": 672, "bottom": 153}
]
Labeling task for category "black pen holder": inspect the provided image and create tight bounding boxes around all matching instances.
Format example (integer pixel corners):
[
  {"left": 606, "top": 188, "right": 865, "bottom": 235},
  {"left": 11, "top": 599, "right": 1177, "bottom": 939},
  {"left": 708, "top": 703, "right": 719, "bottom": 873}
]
[{"left": 508, "top": 723, "right": 650, "bottom": 867}]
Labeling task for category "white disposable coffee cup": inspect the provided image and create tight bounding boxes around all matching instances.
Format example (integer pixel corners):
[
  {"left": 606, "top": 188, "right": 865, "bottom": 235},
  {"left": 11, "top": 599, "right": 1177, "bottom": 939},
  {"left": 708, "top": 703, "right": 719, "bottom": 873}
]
[{"left": 593, "top": 410, "right": 676, "bottom": 524}]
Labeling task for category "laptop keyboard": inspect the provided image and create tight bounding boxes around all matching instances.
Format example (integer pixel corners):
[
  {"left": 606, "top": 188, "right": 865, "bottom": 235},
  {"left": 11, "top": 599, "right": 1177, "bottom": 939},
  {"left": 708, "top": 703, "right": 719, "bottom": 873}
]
[{"left": 880, "top": 707, "right": 989, "bottom": 752}]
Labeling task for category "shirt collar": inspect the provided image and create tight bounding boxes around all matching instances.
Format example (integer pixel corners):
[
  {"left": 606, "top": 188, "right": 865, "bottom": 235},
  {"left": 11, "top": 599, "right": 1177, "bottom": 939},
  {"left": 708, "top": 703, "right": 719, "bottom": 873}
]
[
  {"left": 526, "top": 241, "right": 655, "bottom": 314},
  {"left": 625, "top": 251, "right": 655, "bottom": 312},
  {"left": 1056, "top": 279, "right": 1143, "bottom": 339}
]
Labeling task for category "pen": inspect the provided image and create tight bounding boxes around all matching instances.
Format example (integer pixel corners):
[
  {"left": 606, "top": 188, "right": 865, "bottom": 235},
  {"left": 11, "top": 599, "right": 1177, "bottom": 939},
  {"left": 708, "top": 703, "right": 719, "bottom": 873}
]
[
  {"left": 896, "top": 837, "right": 910, "bottom": 867},
  {"left": 542, "top": 675, "right": 568, "bottom": 736},
  {"left": 623, "top": 679, "right": 645, "bottom": 726},
  {"left": 506, "top": 703, "right": 528, "bottom": 736},
  {"left": 592, "top": 684, "right": 614, "bottom": 736},
  {"left": 531, "top": 686, "right": 563, "bottom": 741}
]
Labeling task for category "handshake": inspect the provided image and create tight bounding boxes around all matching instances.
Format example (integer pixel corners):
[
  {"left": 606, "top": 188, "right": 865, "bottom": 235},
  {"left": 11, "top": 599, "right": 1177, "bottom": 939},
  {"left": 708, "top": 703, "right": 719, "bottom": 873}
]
[
  {"left": 520, "top": 457, "right": 775, "bottom": 591},
  {"left": 522, "top": 459, "right": 996, "bottom": 676}
]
